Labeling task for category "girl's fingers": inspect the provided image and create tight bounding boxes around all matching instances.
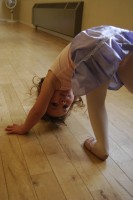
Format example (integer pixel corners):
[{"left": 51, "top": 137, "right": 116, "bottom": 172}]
[{"left": 5, "top": 124, "right": 17, "bottom": 129}]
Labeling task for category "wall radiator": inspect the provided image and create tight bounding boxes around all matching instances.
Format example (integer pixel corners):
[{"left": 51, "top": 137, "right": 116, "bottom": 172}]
[{"left": 32, "top": 1, "right": 84, "bottom": 37}]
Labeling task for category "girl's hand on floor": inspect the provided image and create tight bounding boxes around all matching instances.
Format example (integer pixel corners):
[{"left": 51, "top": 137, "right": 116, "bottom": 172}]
[{"left": 5, "top": 124, "right": 28, "bottom": 135}]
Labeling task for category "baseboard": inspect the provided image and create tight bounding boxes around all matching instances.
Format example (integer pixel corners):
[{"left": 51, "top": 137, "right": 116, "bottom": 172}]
[
  {"left": 19, "top": 21, "right": 72, "bottom": 41},
  {"left": 0, "top": 18, "right": 18, "bottom": 23}
]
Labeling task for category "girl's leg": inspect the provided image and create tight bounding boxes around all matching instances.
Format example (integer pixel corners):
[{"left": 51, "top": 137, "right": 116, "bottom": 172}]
[
  {"left": 84, "top": 81, "right": 109, "bottom": 160},
  {"left": 118, "top": 52, "right": 133, "bottom": 93}
]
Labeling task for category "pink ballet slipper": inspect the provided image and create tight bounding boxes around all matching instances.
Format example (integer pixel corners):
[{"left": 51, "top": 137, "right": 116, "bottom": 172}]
[
  {"left": 84, "top": 137, "right": 96, "bottom": 151},
  {"left": 83, "top": 137, "right": 108, "bottom": 161}
]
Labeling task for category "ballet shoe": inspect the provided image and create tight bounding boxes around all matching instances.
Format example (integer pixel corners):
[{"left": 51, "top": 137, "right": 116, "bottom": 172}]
[{"left": 84, "top": 137, "right": 108, "bottom": 161}]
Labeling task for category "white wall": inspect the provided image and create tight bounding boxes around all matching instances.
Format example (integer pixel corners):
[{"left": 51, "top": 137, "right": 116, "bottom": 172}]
[
  {"left": 0, "top": 0, "right": 133, "bottom": 30},
  {"left": 18, "top": 0, "right": 133, "bottom": 30}
]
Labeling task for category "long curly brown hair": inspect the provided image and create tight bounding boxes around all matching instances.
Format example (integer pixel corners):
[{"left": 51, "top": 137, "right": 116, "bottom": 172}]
[{"left": 31, "top": 76, "right": 84, "bottom": 125}]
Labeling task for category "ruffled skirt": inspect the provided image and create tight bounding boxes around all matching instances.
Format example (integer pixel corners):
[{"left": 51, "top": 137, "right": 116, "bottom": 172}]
[{"left": 70, "top": 26, "right": 133, "bottom": 96}]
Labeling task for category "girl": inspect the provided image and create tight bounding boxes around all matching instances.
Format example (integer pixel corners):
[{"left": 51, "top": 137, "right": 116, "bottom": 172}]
[{"left": 6, "top": 25, "right": 133, "bottom": 160}]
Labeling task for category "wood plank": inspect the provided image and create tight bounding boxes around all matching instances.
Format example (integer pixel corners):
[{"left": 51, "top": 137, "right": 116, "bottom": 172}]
[
  {"left": 52, "top": 125, "right": 122, "bottom": 200},
  {"left": 66, "top": 113, "right": 133, "bottom": 200},
  {"left": 97, "top": 158, "right": 133, "bottom": 200},
  {"left": 2, "top": 84, "right": 26, "bottom": 123},
  {"left": 48, "top": 153, "right": 93, "bottom": 200},
  {"left": 9, "top": 74, "right": 35, "bottom": 114},
  {"left": 0, "top": 135, "right": 37, "bottom": 200},
  {"left": 118, "top": 160, "right": 133, "bottom": 182},
  {"left": 0, "top": 153, "right": 8, "bottom": 200},
  {"left": 31, "top": 172, "right": 66, "bottom": 200},
  {"left": 34, "top": 122, "right": 65, "bottom": 155},
  {"left": 18, "top": 131, "right": 52, "bottom": 176},
  {"left": 0, "top": 88, "right": 12, "bottom": 136},
  {"left": 35, "top": 122, "right": 93, "bottom": 200}
]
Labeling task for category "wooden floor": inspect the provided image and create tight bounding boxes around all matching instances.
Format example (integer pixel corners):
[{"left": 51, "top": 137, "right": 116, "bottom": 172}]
[{"left": 0, "top": 22, "right": 133, "bottom": 200}]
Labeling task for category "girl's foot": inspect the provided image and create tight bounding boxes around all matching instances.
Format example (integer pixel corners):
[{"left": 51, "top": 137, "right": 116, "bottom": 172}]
[{"left": 84, "top": 137, "right": 108, "bottom": 161}]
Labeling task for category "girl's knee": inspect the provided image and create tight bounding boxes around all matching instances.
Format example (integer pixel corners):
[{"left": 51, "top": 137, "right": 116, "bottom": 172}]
[{"left": 118, "top": 53, "right": 133, "bottom": 93}]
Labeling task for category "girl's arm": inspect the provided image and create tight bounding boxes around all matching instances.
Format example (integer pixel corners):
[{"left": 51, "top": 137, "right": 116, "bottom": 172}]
[{"left": 5, "top": 71, "right": 60, "bottom": 134}]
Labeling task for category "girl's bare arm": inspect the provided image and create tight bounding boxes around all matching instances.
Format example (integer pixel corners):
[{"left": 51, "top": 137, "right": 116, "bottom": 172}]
[{"left": 5, "top": 71, "right": 60, "bottom": 134}]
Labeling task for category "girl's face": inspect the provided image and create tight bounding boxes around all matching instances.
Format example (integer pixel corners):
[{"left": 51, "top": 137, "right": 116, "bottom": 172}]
[{"left": 46, "top": 89, "right": 74, "bottom": 117}]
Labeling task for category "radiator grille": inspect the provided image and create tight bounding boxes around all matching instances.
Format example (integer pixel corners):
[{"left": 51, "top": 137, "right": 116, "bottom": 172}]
[{"left": 32, "top": 1, "right": 84, "bottom": 37}]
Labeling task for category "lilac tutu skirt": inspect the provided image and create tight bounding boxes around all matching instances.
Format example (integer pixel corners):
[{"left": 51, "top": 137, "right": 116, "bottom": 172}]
[{"left": 70, "top": 26, "right": 133, "bottom": 96}]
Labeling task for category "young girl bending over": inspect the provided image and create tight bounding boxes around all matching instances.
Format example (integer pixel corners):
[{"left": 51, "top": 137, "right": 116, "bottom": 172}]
[{"left": 6, "top": 26, "right": 133, "bottom": 160}]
